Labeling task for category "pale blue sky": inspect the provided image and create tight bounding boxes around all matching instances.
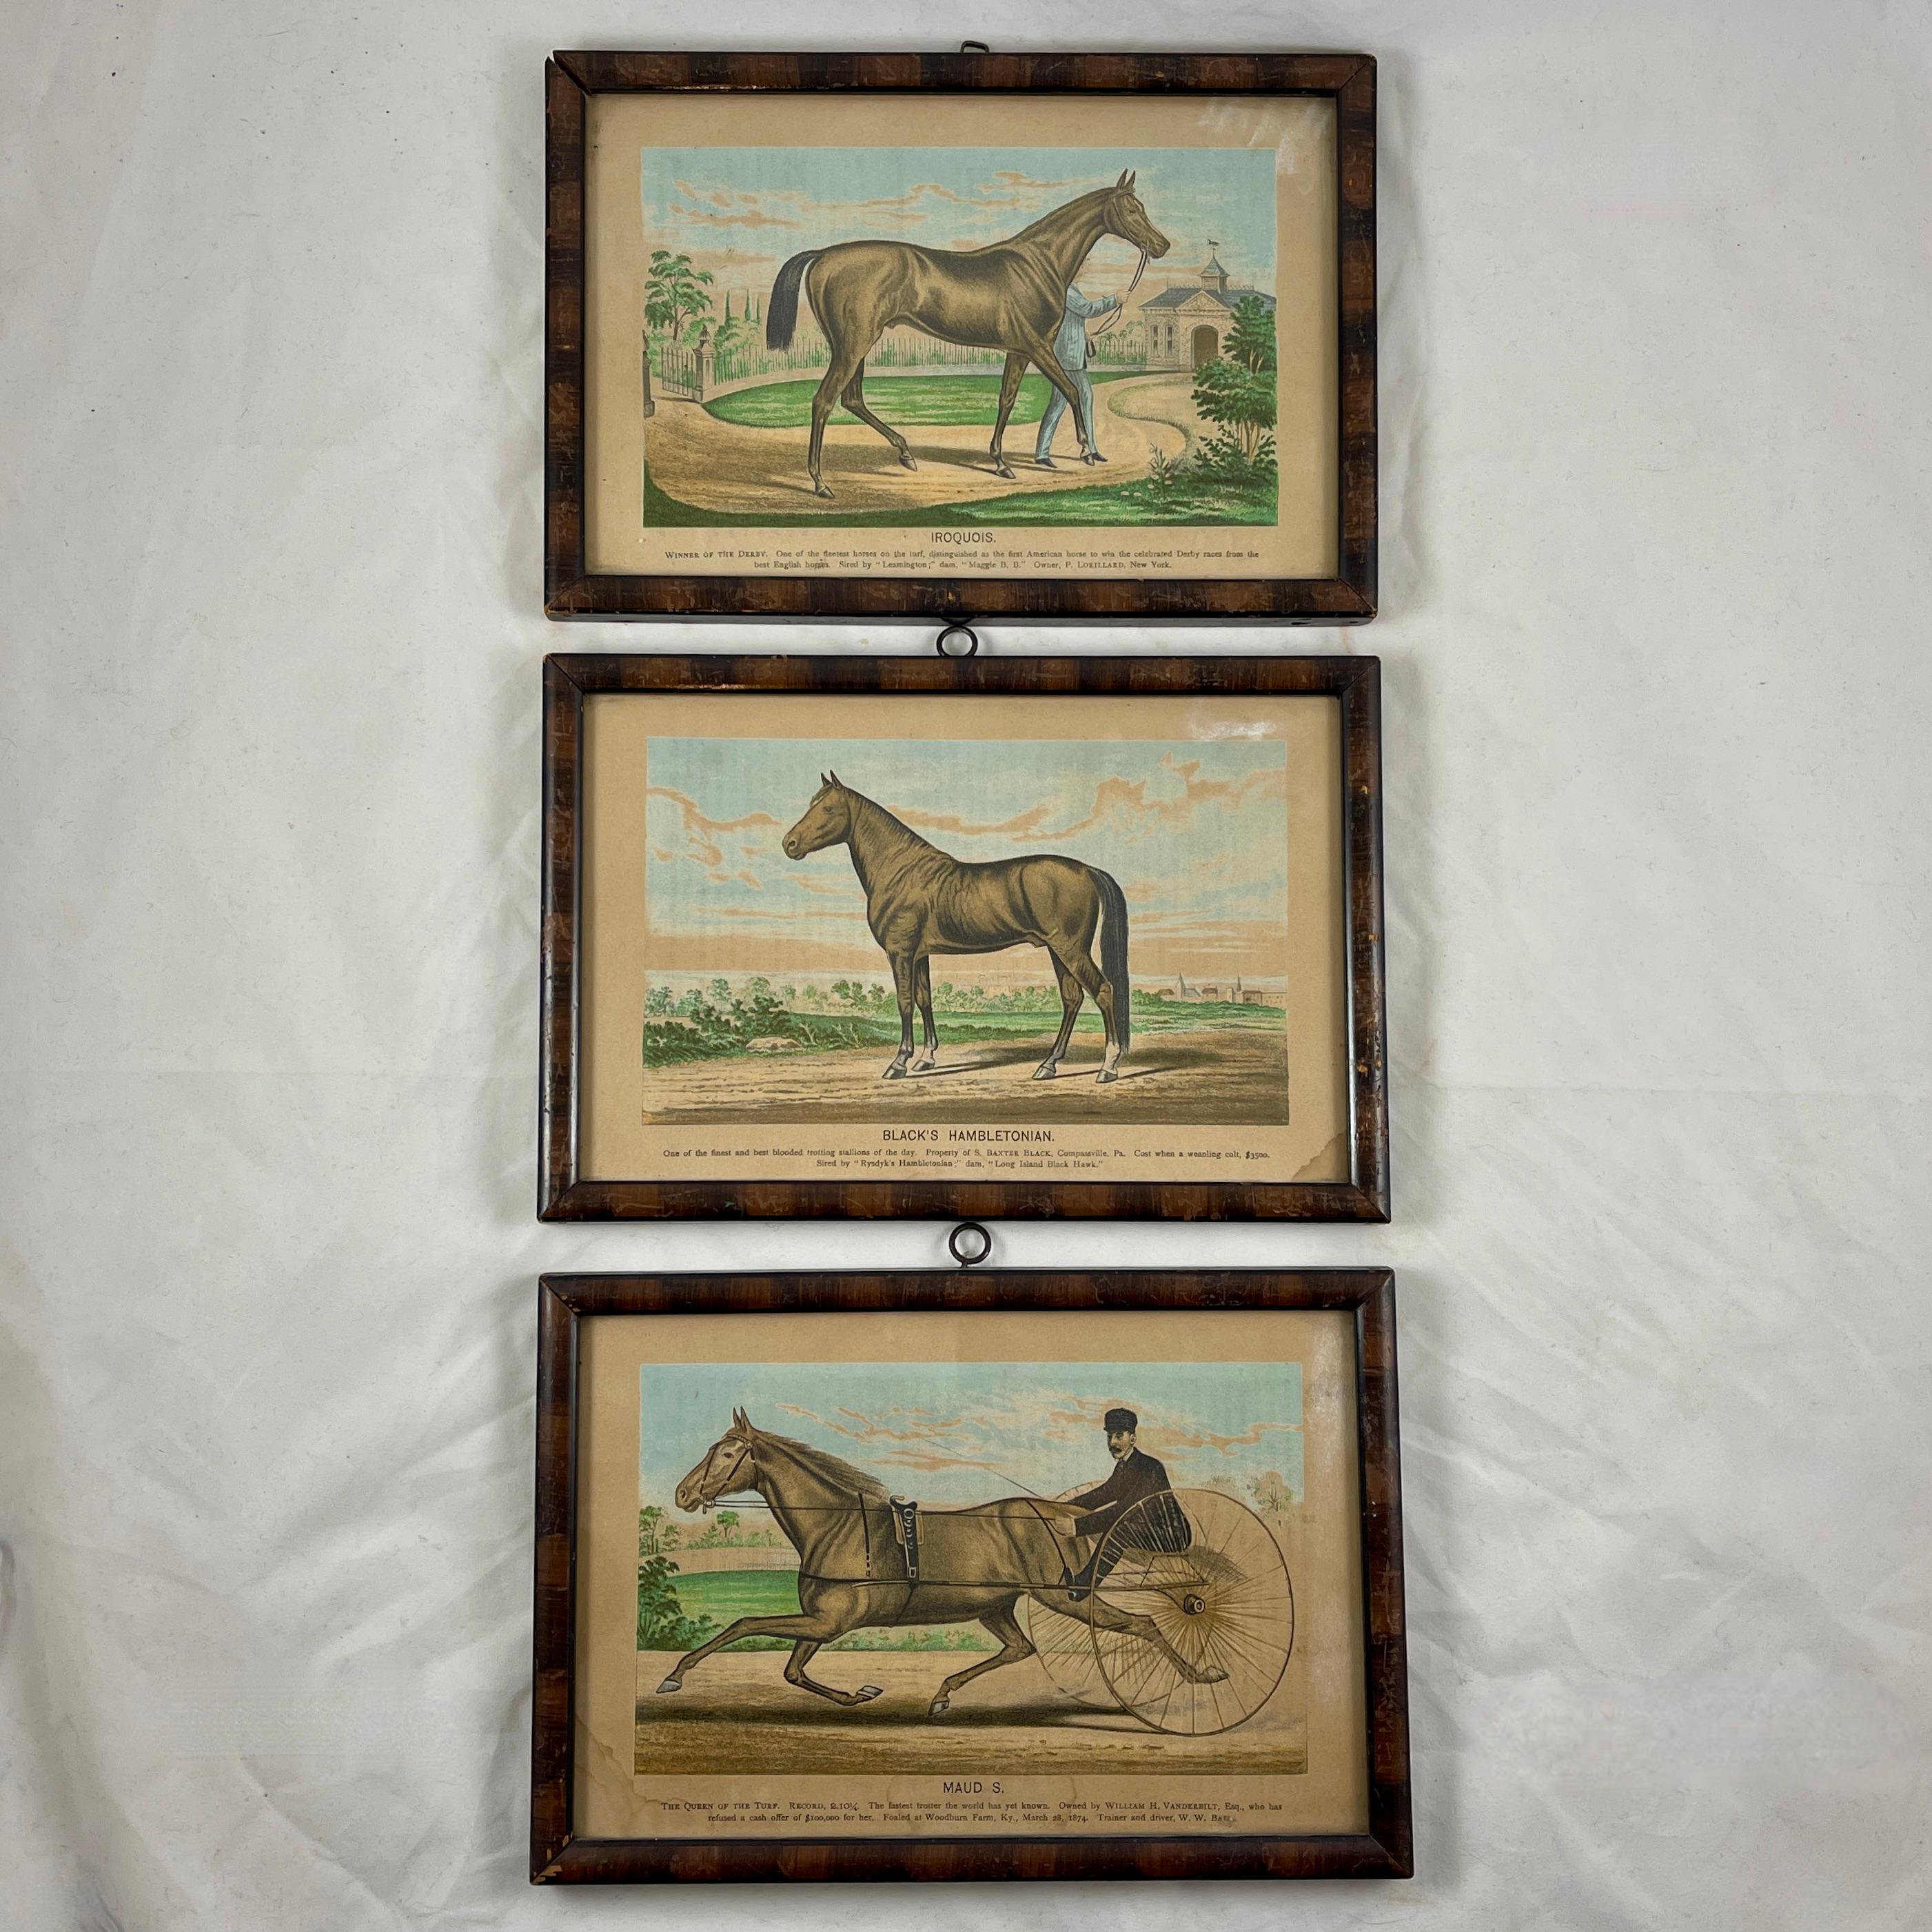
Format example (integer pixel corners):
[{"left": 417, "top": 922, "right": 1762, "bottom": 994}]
[
  {"left": 643, "top": 734, "right": 1290, "bottom": 969},
  {"left": 643, "top": 146, "right": 1277, "bottom": 297},
  {"left": 641, "top": 1359, "right": 1303, "bottom": 1520}
]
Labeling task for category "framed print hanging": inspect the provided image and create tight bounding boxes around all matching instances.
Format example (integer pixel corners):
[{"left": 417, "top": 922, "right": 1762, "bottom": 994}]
[
  {"left": 543, "top": 50, "right": 1376, "bottom": 622},
  {"left": 529, "top": 1265, "right": 1411, "bottom": 1883},
  {"left": 538, "top": 653, "right": 1388, "bottom": 1222}
]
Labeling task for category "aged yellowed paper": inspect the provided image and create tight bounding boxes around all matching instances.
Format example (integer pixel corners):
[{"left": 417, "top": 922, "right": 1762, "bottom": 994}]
[
  {"left": 583, "top": 92, "right": 1338, "bottom": 580},
  {"left": 578, "top": 690, "right": 1348, "bottom": 1186},
  {"left": 574, "top": 1308, "right": 1368, "bottom": 1841}
]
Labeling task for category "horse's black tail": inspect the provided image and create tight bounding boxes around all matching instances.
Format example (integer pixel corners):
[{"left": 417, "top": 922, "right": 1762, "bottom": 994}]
[
  {"left": 1096, "top": 868, "right": 1132, "bottom": 1053},
  {"left": 766, "top": 250, "right": 820, "bottom": 351}
]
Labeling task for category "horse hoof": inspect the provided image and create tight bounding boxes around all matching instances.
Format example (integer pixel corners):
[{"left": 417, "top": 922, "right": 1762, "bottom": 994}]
[
  {"left": 656, "top": 1677, "right": 682, "bottom": 1694},
  {"left": 928, "top": 1696, "right": 951, "bottom": 1717},
  {"left": 1095, "top": 1068, "right": 1117, "bottom": 1085},
  {"left": 881, "top": 1064, "right": 907, "bottom": 1081},
  {"left": 854, "top": 1685, "right": 884, "bottom": 1702},
  {"left": 993, "top": 463, "right": 1015, "bottom": 480},
  {"left": 899, "top": 451, "right": 917, "bottom": 471},
  {"left": 812, "top": 483, "right": 833, "bottom": 499},
  {"left": 1031, "top": 1063, "right": 1057, "bottom": 1081}
]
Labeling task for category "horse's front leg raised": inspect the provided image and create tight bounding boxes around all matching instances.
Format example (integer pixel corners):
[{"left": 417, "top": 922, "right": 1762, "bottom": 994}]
[
  {"left": 988, "top": 352, "right": 1028, "bottom": 480},
  {"left": 658, "top": 1612, "right": 879, "bottom": 1704},
  {"left": 909, "top": 956, "right": 938, "bottom": 1072},
  {"left": 881, "top": 953, "right": 917, "bottom": 1079}
]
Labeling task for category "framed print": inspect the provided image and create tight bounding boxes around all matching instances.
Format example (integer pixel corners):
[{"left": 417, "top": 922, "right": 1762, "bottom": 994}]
[
  {"left": 530, "top": 1267, "right": 1411, "bottom": 1883},
  {"left": 538, "top": 653, "right": 1387, "bottom": 1222},
  {"left": 544, "top": 51, "right": 1376, "bottom": 623}
]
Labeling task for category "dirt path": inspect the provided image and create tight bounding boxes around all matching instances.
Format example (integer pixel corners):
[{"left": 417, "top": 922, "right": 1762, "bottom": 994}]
[
  {"left": 635, "top": 1649, "right": 1305, "bottom": 1778},
  {"left": 642, "top": 1026, "right": 1290, "bottom": 1126},
  {"left": 647, "top": 373, "right": 1203, "bottom": 515}
]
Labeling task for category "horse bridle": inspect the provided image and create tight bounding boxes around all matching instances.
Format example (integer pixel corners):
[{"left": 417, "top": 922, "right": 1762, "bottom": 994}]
[
  {"left": 1088, "top": 192, "right": 1152, "bottom": 344},
  {"left": 689, "top": 1430, "right": 755, "bottom": 1512}
]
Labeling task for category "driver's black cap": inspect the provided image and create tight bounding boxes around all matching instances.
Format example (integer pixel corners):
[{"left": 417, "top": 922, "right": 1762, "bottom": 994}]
[{"left": 1103, "top": 1407, "right": 1138, "bottom": 1434}]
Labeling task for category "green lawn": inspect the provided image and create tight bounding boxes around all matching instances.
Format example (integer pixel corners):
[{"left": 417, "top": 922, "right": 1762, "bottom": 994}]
[
  {"left": 668, "top": 1567, "right": 991, "bottom": 1651},
  {"left": 642, "top": 998, "right": 1281, "bottom": 1069},
  {"left": 705, "top": 369, "right": 1136, "bottom": 429}
]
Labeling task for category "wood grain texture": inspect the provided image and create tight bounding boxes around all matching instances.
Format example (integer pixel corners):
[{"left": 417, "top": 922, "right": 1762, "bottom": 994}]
[
  {"left": 541, "top": 51, "right": 1376, "bottom": 623},
  {"left": 536, "top": 653, "right": 1390, "bottom": 1223},
  {"left": 527, "top": 1268, "right": 1412, "bottom": 1884}
]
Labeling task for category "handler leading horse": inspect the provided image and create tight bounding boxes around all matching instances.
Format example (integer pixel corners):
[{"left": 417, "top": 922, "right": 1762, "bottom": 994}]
[
  {"left": 764, "top": 171, "right": 1170, "bottom": 497},
  {"left": 782, "top": 773, "right": 1131, "bottom": 1084},
  {"left": 659, "top": 1410, "right": 1223, "bottom": 1716}
]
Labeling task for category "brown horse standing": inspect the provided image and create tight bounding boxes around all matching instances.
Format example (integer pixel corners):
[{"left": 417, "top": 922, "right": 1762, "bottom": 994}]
[
  {"left": 764, "top": 172, "right": 1170, "bottom": 497},
  {"left": 782, "top": 774, "right": 1131, "bottom": 1083}
]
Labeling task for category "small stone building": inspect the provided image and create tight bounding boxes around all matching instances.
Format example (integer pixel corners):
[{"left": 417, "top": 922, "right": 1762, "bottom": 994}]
[{"left": 1140, "top": 253, "right": 1277, "bottom": 369}]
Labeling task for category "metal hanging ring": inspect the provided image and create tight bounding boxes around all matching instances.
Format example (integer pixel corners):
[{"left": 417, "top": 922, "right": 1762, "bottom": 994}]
[
  {"left": 935, "top": 622, "right": 979, "bottom": 658},
  {"left": 960, "top": 41, "right": 990, "bottom": 54},
  {"left": 948, "top": 1221, "right": 993, "bottom": 1268}
]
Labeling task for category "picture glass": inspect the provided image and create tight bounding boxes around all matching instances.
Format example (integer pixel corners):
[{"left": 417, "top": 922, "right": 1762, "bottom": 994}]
[
  {"left": 583, "top": 92, "right": 1338, "bottom": 583},
  {"left": 572, "top": 1306, "right": 1369, "bottom": 1842},
  {"left": 579, "top": 691, "right": 1348, "bottom": 1189}
]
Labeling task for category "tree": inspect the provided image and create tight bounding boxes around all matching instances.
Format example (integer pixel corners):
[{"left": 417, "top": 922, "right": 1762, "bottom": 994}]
[
  {"left": 715, "top": 1509, "right": 740, "bottom": 1543},
  {"left": 1248, "top": 1468, "right": 1296, "bottom": 1516},
  {"left": 638, "top": 1503, "right": 672, "bottom": 1556},
  {"left": 1192, "top": 296, "right": 1277, "bottom": 462},
  {"left": 636, "top": 1554, "right": 714, "bottom": 1650},
  {"left": 709, "top": 977, "right": 733, "bottom": 1006},
  {"left": 644, "top": 250, "right": 715, "bottom": 344},
  {"left": 645, "top": 985, "right": 673, "bottom": 1016}
]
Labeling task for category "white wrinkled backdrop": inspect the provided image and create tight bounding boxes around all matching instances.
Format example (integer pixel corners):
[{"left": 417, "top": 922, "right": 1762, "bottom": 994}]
[{"left": 3, "top": 2, "right": 1928, "bottom": 1926}]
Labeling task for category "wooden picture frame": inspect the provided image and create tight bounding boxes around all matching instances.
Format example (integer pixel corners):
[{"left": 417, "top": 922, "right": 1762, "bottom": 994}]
[
  {"left": 539, "top": 653, "right": 1387, "bottom": 1222},
  {"left": 544, "top": 50, "right": 1376, "bottom": 624},
  {"left": 530, "top": 1266, "right": 1411, "bottom": 1883}
]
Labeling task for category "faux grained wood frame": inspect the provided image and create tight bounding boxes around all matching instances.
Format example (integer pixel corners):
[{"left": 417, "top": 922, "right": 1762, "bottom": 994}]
[
  {"left": 544, "top": 50, "right": 1376, "bottom": 623},
  {"left": 530, "top": 1266, "right": 1411, "bottom": 1884},
  {"left": 538, "top": 653, "right": 1388, "bottom": 1221}
]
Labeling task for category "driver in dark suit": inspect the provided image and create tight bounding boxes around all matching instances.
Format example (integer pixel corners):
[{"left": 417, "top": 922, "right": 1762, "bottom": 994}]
[{"left": 1064, "top": 1407, "right": 1191, "bottom": 1598}]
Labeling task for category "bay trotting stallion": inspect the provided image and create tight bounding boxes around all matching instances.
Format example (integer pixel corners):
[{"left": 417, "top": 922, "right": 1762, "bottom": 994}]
[
  {"left": 659, "top": 1410, "right": 1221, "bottom": 1717},
  {"left": 764, "top": 172, "right": 1170, "bottom": 497},
  {"left": 781, "top": 773, "right": 1131, "bottom": 1084}
]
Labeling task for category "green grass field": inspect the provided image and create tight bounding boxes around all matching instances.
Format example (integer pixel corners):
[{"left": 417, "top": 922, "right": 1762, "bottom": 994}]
[
  {"left": 704, "top": 369, "right": 1135, "bottom": 429},
  {"left": 642, "top": 997, "right": 1283, "bottom": 1070},
  {"left": 667, "top": 1567, "right": 991, "bottom": 1652}
]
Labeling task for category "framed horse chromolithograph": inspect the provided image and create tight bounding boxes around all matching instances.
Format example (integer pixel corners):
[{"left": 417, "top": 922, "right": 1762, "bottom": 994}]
[
  {"left": 530, "top": 1267, "right": 1411, "bottom": 1883},
  {"left": 538, "top": 653, "right": 1388, "bottom": 1221},
  {"left": 545, "top": 52, "right": 1376, "bottom": 622}
]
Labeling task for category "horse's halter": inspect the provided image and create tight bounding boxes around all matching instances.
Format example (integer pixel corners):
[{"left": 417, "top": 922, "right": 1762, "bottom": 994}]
[
  {"left": 1090, "top": 194, "right": 1156, "bottom": 341},
  {"left": 689, "top": 1430, "right": 756, "bottom": 1512}
]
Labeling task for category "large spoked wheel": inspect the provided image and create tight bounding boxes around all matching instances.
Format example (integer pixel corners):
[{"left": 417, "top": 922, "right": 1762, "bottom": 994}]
[
  {"left": 1023, "top": 1591, "right": 1116, "bottom": 1709},
  {"left": 1086, "top": 1489, "right": 1294, "bottom": 1736}
]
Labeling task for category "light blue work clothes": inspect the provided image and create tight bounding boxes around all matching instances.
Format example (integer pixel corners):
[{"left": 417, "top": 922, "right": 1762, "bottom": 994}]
[{"left": 1035, "top": 287, "right": 1119, "bottom": 460}]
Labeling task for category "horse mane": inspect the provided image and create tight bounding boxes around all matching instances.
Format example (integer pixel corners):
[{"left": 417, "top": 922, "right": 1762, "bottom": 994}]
[
  {"left": 1003, "top": 183, "right": 1117, "bottom": 250},
  {"left": 840, "top": 786, "right": 946, "bottom": 864},
  {"left": 755, "top": 1427, "right": 891, "bottom": 1502}
]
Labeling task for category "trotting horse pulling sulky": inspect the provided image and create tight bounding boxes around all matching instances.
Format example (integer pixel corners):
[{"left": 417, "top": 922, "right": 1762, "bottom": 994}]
[
  {"left": 659, "top": 1411, "right": 1294, "bottom": 1735},
  {"left": 763, "top": 172, "right": 1170, "bottom": 497}
]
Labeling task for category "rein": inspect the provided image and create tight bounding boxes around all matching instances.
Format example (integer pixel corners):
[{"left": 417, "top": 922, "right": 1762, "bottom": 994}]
[{"left": 1088, "top": 247, "right": 1147, "bottom": 340}]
